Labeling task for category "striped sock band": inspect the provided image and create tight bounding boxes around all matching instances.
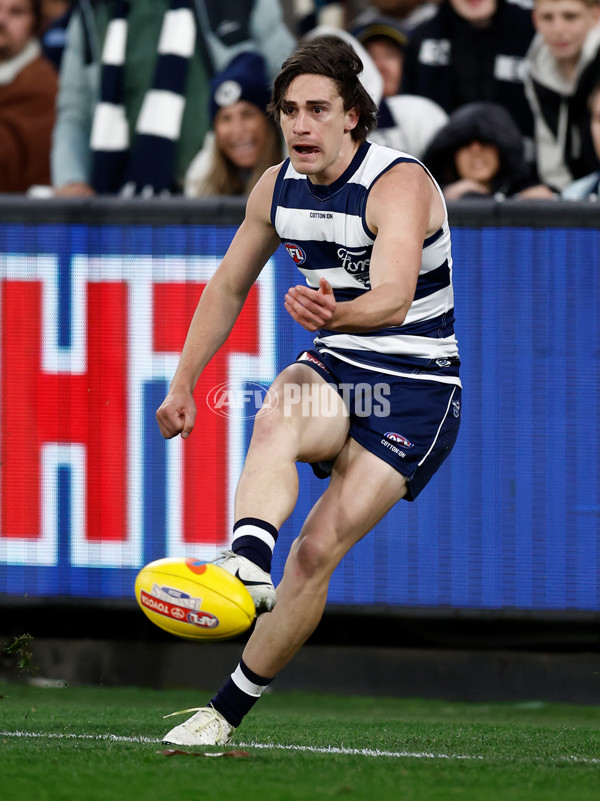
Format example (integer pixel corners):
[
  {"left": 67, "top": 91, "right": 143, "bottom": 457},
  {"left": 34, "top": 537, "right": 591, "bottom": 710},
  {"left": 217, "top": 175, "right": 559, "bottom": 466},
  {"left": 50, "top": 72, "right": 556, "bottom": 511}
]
[
  {"left": 210, "top": 658, "right": 273, "bottom": 728},
  {"left": 231, "top": 517, "right": 278, "bottom": 573}
]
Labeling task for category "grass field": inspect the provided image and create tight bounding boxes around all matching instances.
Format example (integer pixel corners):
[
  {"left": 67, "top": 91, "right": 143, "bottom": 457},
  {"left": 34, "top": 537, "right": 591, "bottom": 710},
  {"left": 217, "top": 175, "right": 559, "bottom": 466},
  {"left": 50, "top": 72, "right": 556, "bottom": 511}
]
[{"left": 1, "top": 682, "right": 599, "bottom": 801}]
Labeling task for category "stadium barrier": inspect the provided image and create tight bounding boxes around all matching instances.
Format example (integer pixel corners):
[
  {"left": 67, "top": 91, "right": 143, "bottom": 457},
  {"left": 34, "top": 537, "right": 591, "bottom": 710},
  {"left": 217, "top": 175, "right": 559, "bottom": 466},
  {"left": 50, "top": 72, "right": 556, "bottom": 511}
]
[{"left": 1, "top": 197, "right": 599, "bottom": 621}]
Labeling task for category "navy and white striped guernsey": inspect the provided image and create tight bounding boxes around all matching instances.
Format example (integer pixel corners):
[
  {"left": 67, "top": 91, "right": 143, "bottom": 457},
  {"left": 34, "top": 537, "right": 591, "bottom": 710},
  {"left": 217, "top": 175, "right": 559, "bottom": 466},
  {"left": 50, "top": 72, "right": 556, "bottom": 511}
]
[{"left": 270, "top": 141, "right": 461, "bottom": 387}]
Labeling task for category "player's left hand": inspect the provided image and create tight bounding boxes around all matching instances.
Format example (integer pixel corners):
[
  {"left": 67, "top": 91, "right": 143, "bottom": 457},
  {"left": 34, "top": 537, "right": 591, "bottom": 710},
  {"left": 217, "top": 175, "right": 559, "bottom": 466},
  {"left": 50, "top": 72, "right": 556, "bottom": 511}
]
[{"left": 284, "top": 278, "right": 336, "bottom": 331}]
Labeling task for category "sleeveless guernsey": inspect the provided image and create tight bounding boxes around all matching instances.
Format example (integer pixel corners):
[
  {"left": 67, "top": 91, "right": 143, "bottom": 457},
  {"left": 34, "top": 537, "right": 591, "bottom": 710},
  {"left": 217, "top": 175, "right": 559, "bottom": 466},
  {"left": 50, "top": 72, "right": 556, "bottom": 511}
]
[{"left": 270, "top": 141, "right": 461, "bottom": 387}]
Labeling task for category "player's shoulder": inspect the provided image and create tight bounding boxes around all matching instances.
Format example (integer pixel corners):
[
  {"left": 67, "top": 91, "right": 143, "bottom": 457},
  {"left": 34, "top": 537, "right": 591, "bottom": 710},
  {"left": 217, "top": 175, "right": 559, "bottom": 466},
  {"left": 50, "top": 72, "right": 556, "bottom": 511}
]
[
  {"left": 359, "top": 141, "right": 424, "bottom": 186},
  {"left": 245, "top": 161, "right": 286, "bottom": 222},
  {"left": 366, "top": 147, "right": 445, "bottom": 232}
]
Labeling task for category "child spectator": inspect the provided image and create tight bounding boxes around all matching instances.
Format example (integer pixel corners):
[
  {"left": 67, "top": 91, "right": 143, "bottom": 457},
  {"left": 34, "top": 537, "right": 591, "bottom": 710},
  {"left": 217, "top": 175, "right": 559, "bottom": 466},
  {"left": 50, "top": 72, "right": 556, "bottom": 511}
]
[
  {"left": 524, "top": 0, "right": 600, "bottom": 191},
  {"left": 0, "top": 0, "right": 58, "bottom": 192},
  {"left": 562, "top": 80, "right": 600, "bottom": 197},
  {"left": 422, "top": 102, "right": 556, "bottom": 199},
  {"left": 185, "top": 53, "right": 283, "bottom": 197}
]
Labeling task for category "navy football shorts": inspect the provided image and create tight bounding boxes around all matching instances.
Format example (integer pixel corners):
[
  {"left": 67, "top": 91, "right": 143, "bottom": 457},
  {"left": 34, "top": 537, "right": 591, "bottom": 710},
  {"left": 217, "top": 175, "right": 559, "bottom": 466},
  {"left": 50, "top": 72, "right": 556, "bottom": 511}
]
[{"left": 295, "top": 349, "right": 461, "bottom": 501}]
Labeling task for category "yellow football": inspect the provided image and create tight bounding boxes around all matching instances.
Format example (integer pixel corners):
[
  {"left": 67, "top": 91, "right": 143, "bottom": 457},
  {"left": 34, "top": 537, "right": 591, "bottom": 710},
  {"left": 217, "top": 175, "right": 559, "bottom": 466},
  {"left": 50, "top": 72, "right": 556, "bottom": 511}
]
[{"left": 134, "top": 557, "right": 255, "bottom": 641}]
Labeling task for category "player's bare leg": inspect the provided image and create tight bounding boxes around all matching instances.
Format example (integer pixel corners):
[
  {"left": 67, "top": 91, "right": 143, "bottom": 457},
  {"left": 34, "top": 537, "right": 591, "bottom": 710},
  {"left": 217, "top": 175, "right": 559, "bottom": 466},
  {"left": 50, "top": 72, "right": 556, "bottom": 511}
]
[{"left": 162, "top": 366, "right": 352, "bottom": 746}]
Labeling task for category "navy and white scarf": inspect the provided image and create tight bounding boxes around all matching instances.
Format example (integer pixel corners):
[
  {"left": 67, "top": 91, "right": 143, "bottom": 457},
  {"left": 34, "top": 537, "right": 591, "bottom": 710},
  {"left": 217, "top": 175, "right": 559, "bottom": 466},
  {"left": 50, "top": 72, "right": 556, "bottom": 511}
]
[{"left": 90, "top": 0, "right": 201, "bottom": 196}]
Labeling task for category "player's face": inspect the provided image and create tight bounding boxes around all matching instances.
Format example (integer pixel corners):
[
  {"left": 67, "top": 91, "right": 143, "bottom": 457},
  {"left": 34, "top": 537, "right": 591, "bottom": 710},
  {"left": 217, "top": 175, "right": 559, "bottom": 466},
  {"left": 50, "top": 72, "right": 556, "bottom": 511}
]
[
  {"left": 533, "top": 0, "right": 600, "bottom": 66},
  {"left": 591, "top": 90, "right": 600, "bottom": 159},
  {"left": 0, "top": 0, "right": 34, "bottom": 61},
  {"left": 454, "top": 140, "right": 501, "bottom": 185},
  {"left": 214, "top": 101, "right": 270, "bottom": 170},
  {"left": 449, "top": 0, "right": 497, "bottom": 26},
  {"left": 365, "top": 38, "right": 404, "bottom": 98},
  {"left": 279, "top": 73, "right": 360, "bottom": 184}
]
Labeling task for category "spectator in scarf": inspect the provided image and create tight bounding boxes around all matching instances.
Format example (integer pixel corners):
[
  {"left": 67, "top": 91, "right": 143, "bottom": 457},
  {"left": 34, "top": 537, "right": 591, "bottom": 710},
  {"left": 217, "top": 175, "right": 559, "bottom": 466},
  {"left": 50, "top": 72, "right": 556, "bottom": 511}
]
[{"left": 51, "top": 0, "right": 295, "bottom": 197}]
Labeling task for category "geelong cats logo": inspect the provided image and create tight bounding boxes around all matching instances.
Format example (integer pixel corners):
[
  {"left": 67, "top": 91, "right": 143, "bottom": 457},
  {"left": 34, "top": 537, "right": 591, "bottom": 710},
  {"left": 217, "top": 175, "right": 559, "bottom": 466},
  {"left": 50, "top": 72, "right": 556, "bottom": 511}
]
[{"left": 338, "top": 247, "right": 371, "bottom": 288}]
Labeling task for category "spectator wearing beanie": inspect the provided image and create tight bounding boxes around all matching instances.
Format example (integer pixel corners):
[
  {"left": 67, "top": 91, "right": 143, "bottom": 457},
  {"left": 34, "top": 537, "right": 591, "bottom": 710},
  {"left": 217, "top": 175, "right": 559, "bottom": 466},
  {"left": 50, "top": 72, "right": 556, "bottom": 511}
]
[{"left": 185, "top": 52, "right": 283, "bottom": 197}]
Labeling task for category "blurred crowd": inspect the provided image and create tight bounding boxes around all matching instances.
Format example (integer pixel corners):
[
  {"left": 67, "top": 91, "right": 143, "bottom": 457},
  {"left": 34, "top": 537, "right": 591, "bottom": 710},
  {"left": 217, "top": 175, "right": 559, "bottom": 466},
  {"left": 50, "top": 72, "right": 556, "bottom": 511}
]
[{"left": 2, "top": 0, "right": 600, "bottom": 201}]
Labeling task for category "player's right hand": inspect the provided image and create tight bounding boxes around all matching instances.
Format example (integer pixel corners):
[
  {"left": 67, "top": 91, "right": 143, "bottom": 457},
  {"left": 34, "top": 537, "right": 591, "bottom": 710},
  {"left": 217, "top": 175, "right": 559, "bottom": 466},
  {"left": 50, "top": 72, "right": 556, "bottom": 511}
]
[{"left": 156, "top": 391, "right": 197, "bottom": 440}]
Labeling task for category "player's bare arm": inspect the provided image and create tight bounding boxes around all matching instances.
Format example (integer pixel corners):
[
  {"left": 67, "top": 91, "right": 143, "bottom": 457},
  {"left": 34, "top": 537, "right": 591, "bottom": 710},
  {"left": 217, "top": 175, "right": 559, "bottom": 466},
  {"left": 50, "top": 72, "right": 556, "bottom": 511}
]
[
  {"left": 284, "top": 162, "right": 444, "bottom": 332},
  {"left": 156, "top": 166, "right": 281, "bottom": 439}
]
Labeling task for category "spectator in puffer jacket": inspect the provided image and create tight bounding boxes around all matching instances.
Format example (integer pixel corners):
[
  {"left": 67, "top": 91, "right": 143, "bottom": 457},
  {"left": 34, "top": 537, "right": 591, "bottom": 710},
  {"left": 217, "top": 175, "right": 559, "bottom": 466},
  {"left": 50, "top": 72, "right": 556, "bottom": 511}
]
[{"left": 422, "top": 101, "right": 557, "bottom": 200}]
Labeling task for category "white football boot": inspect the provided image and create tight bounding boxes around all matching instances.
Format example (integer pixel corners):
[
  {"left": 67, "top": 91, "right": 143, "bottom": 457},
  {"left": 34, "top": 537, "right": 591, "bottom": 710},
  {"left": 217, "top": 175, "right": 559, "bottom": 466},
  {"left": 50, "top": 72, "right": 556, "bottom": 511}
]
[
  {"left": 214, "top": 550, "right": 276, "bottom": 613},
  {"left": 162, "top": 706, "right": 235, "bottom": 746}
]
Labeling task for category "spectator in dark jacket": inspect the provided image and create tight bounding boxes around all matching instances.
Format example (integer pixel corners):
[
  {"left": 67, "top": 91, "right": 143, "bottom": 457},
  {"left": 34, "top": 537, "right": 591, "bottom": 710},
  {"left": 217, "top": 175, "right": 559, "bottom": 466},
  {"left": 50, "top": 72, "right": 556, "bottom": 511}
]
[
  {"left": 401, "top": 0, "right": 536, "bottom": 146},
  {"left": 422, "top": 102, "right": 556, "bottom": 199}
]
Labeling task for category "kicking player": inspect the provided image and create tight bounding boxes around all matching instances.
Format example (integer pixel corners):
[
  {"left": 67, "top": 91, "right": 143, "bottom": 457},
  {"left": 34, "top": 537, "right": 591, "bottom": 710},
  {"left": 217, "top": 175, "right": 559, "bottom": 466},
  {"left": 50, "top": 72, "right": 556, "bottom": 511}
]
[{"left": 156, "top": 36, "right": 461, "bottom": 746}]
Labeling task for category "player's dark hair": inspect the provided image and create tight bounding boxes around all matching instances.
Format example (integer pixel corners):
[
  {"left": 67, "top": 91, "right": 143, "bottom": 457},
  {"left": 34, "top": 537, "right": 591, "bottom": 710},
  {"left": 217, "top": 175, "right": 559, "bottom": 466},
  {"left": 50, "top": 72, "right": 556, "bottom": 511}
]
[{"left": 268, "top": 37, "right": 378, "bottom": 143}]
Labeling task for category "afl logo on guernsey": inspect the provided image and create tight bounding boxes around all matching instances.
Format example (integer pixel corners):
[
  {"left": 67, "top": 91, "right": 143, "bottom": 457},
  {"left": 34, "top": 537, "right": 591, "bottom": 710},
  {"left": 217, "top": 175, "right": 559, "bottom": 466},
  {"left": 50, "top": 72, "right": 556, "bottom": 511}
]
[
  {"left": 385, "top": 432, "right": 414, "bottom": 449},
  {"left": 284, "top": 243, "right": 306, "bottom": 265}
]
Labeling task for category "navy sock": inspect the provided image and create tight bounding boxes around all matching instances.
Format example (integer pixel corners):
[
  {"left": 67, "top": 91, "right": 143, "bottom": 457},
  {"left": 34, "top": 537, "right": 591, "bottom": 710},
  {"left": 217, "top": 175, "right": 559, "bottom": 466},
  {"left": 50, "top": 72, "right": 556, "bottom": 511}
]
[
  {"left": 231, "top": 517, "right": 278, "bottom": 573},
  {"left": 210, "top": 658, "right": 273, "bottom": 728}
]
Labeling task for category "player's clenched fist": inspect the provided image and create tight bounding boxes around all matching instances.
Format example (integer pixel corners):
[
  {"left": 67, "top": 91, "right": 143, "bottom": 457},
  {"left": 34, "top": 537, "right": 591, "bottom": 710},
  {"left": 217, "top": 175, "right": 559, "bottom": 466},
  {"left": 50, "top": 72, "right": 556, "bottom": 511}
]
[{"left": 156, "top": 390, "right": 197, "bottom": 440}]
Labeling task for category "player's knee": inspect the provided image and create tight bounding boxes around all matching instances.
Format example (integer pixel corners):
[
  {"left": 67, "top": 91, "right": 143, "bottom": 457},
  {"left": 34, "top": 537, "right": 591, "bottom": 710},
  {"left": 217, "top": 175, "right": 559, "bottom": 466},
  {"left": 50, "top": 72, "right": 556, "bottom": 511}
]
[
  {"left": 250, "top": 401, "right": 299, "bottom": 451},
  {"left": 294, "top": 533, "right": 335, "bottom": 579}
]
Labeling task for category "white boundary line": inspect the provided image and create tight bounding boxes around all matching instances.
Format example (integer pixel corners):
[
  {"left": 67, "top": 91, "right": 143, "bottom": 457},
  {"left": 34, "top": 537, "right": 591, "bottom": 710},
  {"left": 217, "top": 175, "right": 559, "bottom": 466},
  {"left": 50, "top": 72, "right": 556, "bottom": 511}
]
[{"left": 1, "top": 731, "right": 599, "bottom": 764}]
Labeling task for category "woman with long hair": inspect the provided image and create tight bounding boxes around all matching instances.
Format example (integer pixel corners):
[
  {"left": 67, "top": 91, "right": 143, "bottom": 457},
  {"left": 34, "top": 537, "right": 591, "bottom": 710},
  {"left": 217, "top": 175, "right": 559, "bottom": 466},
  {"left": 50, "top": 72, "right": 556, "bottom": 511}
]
[{"left": 185, "top": 52, "right": 283, "bottom": 197}]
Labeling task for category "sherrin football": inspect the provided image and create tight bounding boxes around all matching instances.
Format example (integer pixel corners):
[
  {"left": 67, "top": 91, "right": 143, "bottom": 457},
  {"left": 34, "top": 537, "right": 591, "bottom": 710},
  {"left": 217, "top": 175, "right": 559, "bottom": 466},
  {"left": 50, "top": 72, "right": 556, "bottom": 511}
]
[{"left": 134, "top": 557, "right": 255, "bottom": 641}]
